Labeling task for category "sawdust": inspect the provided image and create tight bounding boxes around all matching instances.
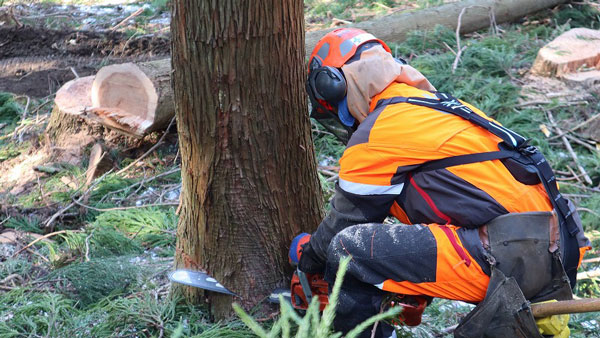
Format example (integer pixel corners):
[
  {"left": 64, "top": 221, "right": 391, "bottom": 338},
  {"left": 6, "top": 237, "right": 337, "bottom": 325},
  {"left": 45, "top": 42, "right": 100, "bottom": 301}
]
[
  {"left": 0, "top": 147, "right": 48, "bottom": 195},
  {"left": 520, "top": 74, "right": 596, "bottom": 103},
  {"left": 519, "top": 74, "right": 600, "bottom": 142}
]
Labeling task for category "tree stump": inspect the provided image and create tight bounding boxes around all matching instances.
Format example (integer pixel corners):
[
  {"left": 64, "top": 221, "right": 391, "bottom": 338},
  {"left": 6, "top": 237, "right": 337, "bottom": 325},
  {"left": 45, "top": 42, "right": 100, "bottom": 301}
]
[
  {"left": 531, "top": 28, "right": 600, "bottom": 85},
  {"left": 46, "top": 76, "right": 141, "bottom": 165}
]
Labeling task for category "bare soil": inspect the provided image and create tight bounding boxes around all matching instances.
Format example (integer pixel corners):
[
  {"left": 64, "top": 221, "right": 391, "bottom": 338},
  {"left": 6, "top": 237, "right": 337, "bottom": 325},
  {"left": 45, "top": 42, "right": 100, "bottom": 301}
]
[{"left": 0, "top": 26, "right": 170, "bottom": 97}]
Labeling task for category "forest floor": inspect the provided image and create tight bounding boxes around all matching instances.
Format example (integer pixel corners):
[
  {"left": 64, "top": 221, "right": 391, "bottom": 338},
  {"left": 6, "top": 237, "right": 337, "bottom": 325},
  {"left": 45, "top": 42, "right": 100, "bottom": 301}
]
[{"left": 0, "top": 1, "right": 600, "bottom": 337}]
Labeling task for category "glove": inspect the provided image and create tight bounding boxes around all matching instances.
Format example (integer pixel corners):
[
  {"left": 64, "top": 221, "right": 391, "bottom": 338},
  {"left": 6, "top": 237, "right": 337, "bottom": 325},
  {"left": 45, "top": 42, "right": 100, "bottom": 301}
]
[
  {"left": 289, "top": 233, "right": 311, "bottom": 265},
  {"left": 534, "top": 300, "right": 570, "bottom": 338},
  {"left": 298, "top": 240, "right": 326, "bottom": 274}
]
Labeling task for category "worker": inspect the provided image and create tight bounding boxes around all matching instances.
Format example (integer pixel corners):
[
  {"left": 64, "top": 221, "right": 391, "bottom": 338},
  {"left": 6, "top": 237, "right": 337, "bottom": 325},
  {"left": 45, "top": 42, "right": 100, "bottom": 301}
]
[{"left": 298, "top": 28, "right": 591, "bottom": 338}]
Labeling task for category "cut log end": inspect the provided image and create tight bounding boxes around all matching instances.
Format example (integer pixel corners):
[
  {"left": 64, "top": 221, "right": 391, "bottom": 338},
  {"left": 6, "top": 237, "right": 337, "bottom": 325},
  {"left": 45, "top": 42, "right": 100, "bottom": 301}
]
[
  {"left": 91, "top": 63, "right": 159, "bottom": 125},
  {"left": 54, "top": 76, "right": 94, "bottom": 116}
]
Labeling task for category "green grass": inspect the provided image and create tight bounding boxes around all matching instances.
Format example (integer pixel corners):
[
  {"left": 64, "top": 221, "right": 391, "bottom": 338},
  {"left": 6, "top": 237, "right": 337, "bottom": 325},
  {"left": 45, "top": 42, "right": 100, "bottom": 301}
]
[
  {"left": 3, "top": 215, "right": 43, "bottom": 234},
  {"left": 0, "top": 93, "right": 24, "bottom": 162}
]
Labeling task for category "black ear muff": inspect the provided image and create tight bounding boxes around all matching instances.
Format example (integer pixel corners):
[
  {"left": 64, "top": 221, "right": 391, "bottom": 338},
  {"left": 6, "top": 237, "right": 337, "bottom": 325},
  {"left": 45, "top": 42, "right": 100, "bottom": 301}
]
[{"left": 308, "top": 66, "right": 347, "bottom": 104}]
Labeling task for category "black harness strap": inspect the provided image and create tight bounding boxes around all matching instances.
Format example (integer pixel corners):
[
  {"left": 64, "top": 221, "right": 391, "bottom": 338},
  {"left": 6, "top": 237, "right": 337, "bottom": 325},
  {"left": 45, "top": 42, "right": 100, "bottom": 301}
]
[
  {"left": 411, "top": 151, "right": 514, "bottom": 173},
  {"left": 375, "top": 92, "right": 581, "bottom": 287}
]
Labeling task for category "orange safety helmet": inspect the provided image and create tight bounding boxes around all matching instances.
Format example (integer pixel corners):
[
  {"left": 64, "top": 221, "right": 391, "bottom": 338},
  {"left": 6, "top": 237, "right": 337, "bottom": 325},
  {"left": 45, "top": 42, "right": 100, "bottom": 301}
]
[
  {"left": 306, "top": 28, "right": 392, "bottom": 144},
  {"left": 309, "top": 28, "right": 391, "bottom": 70}
]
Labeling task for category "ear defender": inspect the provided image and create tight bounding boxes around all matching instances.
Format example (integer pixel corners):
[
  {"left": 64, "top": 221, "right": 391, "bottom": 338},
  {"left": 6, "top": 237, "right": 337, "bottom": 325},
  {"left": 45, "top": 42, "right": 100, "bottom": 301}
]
[{"left": 308, "top": 66, "right": 347, "bottom": 104}]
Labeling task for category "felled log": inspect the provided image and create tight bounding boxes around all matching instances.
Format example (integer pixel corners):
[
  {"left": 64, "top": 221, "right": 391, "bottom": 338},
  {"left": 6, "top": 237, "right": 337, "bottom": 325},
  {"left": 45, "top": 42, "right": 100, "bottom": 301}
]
[
  {"left": 305, "top": 0, "right": 570, "bottom": 58},
  {"left": 49, "top": 58, "right": 173, "bottom": 140},
  {"left": 531, "top": 28, "right": 600, "bottom": 83},
  {"left": 90, "top": 59, "right": 173, "bottom": 137}
]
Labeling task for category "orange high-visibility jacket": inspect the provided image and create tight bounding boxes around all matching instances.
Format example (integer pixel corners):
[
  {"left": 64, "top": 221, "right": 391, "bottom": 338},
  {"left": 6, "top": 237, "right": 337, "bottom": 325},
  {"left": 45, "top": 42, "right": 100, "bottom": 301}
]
[{"left": 309, "top": 82, "right": 590, "bottom": 275}]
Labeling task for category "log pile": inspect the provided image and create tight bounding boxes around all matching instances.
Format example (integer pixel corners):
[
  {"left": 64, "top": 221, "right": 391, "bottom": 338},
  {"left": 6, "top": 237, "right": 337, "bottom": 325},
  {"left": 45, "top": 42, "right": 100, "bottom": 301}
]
[{"left": 51, "top": 59, "right": 173, "bottom": 138}]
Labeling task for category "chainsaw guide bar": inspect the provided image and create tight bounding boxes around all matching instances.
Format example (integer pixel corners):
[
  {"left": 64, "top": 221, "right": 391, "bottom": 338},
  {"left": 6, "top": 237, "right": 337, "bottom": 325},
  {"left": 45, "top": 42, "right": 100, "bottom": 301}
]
[{"left": 168, "top": 269, "right": 236, "bottom": 296}]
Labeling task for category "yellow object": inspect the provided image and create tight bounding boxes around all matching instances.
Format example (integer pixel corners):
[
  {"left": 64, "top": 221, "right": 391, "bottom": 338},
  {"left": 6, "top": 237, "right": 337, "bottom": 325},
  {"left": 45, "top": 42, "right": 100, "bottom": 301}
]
[
  {"left": 535, "top": 300, "right": 570, "bottom": 337},
  {"left": 555, "top": 326, "right": 570, "bottom": 338}
]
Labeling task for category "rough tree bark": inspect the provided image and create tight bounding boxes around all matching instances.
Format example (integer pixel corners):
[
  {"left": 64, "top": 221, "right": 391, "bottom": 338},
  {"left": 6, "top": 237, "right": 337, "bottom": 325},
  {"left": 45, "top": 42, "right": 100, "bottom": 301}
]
[{"left": 171, "top": 0, "right": 323, "bottom": 318}]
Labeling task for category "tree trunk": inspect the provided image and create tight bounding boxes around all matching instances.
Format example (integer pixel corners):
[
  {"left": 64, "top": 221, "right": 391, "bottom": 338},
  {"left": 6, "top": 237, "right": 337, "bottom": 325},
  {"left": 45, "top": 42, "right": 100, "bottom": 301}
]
[
  {"left": 305, "top": 0, "right": 570, "bottom": 58},
  {"left": 171, "top": 0, "right": 323, "bottom": 319}
]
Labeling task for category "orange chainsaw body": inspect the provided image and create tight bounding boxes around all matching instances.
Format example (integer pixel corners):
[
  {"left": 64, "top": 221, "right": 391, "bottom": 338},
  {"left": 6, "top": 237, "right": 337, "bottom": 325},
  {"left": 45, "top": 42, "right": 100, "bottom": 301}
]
[{"left": 290, "top": 271, "right": 329, "bottom": 311}]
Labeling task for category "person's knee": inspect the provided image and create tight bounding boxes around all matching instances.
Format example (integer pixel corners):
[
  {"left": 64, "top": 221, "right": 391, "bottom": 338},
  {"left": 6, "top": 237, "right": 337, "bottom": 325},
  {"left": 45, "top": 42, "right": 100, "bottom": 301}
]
[
  {"left": 325, "top": 223, "right": 381, "bottom": 285},
  {"left": 327, "top": 223, "right": 379, "bottom": 261}
]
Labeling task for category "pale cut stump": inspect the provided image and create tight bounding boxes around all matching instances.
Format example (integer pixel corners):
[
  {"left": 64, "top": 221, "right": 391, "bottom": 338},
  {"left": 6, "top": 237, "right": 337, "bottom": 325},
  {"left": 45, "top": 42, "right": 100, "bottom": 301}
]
[
  {"left": 530, "top": 28, "right": 600, "bottom": 142},
  {"left": 47, "top": 58, "right": 173, "bottom": 140},
  {"left": 531, "top": 28, "right": 600, "bottom": 84}
]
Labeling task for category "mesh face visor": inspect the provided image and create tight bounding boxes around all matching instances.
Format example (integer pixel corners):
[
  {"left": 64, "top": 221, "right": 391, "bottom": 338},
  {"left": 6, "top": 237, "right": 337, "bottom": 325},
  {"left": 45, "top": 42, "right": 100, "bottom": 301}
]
[{"left": 308, "top": 100, "right": 355, "bottom": 145}]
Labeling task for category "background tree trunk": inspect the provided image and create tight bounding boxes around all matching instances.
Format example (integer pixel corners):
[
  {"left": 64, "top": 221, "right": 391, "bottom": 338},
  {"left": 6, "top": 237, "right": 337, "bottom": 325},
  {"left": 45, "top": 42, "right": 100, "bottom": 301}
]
[{"left": 171, "top": 0, "right": 323, "bottom": 319}]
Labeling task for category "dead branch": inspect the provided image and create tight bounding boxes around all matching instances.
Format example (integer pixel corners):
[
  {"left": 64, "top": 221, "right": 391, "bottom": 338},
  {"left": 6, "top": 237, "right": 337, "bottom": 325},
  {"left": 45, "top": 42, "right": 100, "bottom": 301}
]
[
  {"left": 545, "top": 109, "right": 593, "bottom": 185},
  {"left": 565, "top": 134, "right": 597, "bottom": 153},
  {"left": 70, "top": 67, "right": 79, "bottom": 79},
  {"left": 549, "top": 113, "right": 600, "bottom": 140},
  {"left": 566, "top": 165, "right": 583, "bottom": 184},
  {"left": 559, "top": 182, "right": 600, "bottom": 193},
  {"left": 451, "top": 5, "right": 496, "bottom": 73},
  {"left": 99, "top": 166, "right": 180, "bottom": 204},
  {"left": 577, "top": 270, "right": 600, "bottom": 280},
  {"left": 110, "top": 7, "right": 144, "bottom": 31},
  {"left": 84, "top": 229, "right": 95, "bottom": 262},
  {"left": 14, "top": 95, "right": 30, "bottom": 143},
  {"left": 582, "top": 257, "right": 600, "bottom": 264},
  {"left": 0, "top": 274, "right": 24, "bottom": 285},
  {"left": 562, "top": 193, "right": 591, "bottom": 198},
  {"left": 43, "top": 170, "right": 113, "bottom": 230},
  {"left": 25, "top": 247, "right": 50, "bottom": 263},
  {"left": 577, "top": 207, "right": 600, "bottom": 218},
  {"left": 157, "top": 184, "right": 181, "bottom": 203},
  {"left": 72, "top": 199, "right": 178, "bottom": 212},
  {"left": 452, "top": 7, "right": 469, "bottom": 74},
  {"left": 12, "top": 230, "right": 73, "bottom": 257},
  {"left": 516, "top": 100, "right": 588, "bottom": 108},
  {"left": 0, "top": 215, "right": 11, "bottom": 226}
]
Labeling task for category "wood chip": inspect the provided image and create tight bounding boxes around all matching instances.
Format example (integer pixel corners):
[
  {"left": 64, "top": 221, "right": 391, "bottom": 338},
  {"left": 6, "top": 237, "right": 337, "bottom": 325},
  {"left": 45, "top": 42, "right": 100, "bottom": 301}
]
[
  {"left": 60, "top": 176, "right": 78, "bottom": 189},
  {"left": 539, "top": 124, "right": 551, "bottom": 137}
]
